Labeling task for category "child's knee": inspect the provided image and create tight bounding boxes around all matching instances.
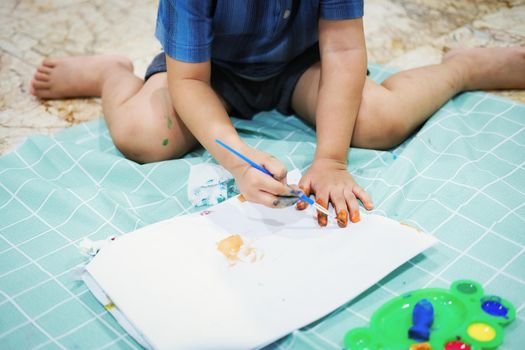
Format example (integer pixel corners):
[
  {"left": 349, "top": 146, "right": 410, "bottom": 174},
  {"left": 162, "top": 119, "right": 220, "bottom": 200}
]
[
  {"left": 355, "top": 104, "right": 412, "bottom": 149},
  {"left": 379, "top": 113, "right": 412, "bottom": 148},
  {"left": 110, "top": 118, "right": 181, "bottom": 163}
]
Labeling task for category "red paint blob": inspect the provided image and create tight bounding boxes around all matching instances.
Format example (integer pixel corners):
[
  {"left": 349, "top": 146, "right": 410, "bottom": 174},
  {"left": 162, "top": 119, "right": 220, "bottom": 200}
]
[{"left": 445, "top": 341, "right": 471, "bottom": 350}]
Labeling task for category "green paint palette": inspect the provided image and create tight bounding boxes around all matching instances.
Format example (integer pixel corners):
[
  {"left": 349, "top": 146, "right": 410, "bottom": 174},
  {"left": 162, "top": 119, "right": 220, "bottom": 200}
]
[{"left": 343, "top": 280, "right": 515, "bottom": 350}]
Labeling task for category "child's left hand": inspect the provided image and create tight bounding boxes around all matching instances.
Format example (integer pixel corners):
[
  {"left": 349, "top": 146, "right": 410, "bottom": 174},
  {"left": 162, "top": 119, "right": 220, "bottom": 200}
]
[{"left": 297, "top": 158, "right": 374, "bottom": 227}]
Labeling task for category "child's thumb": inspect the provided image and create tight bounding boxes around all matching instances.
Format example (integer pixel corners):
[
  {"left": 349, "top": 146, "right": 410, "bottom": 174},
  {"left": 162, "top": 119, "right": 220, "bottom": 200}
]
[{"left": 262, "top": 155, "right": 287, "bottom": 183}]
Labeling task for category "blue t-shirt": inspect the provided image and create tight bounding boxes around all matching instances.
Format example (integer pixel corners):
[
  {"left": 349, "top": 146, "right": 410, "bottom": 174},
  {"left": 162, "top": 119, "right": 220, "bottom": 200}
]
[{"left": 155, "top": 0, "right": 363, "bottom": 79}]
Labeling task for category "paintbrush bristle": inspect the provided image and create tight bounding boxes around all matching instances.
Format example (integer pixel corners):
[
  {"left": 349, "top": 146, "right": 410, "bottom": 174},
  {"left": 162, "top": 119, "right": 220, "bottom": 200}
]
[{"left": 313, "top": 202, "right": 336, "bottom": 218}]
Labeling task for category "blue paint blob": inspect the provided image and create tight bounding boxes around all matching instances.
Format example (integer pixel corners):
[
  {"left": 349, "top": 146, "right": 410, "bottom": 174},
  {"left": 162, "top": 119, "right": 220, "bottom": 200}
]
[
  {"left": 481, "top": 296, "right": 509, "bottom": 319},
  {"left": 408, "top": 299, "right": 434, "bottom": 342}
]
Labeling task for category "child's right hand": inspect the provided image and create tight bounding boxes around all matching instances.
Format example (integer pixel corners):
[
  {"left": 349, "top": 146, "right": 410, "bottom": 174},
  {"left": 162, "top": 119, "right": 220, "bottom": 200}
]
[{"left": 229, "top": 150, "right": 296, "bottom": 208}]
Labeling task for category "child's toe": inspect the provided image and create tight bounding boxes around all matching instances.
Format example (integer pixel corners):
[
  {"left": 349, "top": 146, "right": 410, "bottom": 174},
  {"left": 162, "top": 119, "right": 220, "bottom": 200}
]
[
  {"left": 42, "top": 58, "right": 57, "bottom": 68},
  {"left": 34, "top": 72, "right": 50, "bottom": 82},
  {"left": 31, "top": 78, "right": 50, "bottom": 90}
]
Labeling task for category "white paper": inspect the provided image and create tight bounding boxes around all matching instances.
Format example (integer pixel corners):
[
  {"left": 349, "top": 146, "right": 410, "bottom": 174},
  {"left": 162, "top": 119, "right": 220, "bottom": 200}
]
[{"left": 84, "top": 170, "right": 437, "bottom": 349}]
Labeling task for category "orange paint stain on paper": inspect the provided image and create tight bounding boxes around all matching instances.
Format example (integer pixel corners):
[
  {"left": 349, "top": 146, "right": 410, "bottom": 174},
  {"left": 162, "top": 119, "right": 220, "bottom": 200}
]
[
  {"left": 217, "top": 234, "right": 243, "bottom": 262},
  {"left": 217, "top": 234, "right": 262, "bottom": 266}
]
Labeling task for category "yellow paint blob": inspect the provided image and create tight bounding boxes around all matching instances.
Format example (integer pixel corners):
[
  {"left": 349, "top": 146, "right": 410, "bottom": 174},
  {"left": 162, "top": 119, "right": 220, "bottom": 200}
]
[
  {"left": 467, "top": 322, "right": 496, "bottom": 342},
  {"left": 217, "top": 234, "right": 244, "bottom": 263}
]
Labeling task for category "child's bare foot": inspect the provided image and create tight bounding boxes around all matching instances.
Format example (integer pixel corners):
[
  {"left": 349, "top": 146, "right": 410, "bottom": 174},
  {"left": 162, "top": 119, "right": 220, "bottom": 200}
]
[
  {"left": 443, "top": 47, "right": 525, "bottom": 91},
  {"left": 30, "top": 55, "right": 133, "bottom": 99}
]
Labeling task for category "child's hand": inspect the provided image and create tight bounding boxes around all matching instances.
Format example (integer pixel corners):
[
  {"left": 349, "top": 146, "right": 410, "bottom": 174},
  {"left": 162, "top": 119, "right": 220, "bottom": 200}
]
[
  {"left": 297, "top": 158, "right": 374, "bottom": 227},
  {"left": 230, "top": 150, "right": 297, "bottom": 208}
]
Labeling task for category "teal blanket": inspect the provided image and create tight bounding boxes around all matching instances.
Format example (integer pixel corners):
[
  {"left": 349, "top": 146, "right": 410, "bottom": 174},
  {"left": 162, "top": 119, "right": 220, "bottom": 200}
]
[{"left": 1, "top": 64, "right": 524, "bottom": 349}]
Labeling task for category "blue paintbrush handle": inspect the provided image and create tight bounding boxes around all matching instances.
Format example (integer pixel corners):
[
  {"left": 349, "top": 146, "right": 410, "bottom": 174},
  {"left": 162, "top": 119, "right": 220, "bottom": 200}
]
[
  {"left": 215, "top": 139, "right": 273, "bottom": 176},
  {"left": 303, "top": 196, "right": 332, "bottom": 217},
  {"left": 299, "top": 194, "right": 314, "bottom": 205}
]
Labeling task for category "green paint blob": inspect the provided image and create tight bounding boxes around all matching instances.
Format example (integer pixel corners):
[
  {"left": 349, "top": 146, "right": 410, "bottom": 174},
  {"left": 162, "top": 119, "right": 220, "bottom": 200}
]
[{"left": 162, "top": 138, "right": 169, "bottom": 146}]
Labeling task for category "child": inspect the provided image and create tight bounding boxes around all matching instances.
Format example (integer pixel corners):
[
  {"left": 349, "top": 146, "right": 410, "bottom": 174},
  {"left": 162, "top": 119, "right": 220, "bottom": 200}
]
[{"left": 30, "top": 1, "right": 525, "bottom": 227}]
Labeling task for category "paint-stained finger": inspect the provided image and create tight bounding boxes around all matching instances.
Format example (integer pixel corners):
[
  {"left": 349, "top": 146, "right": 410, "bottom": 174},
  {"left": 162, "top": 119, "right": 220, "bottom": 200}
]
[
  {"left": 246, "top": 190, "right": 281, "bottom": 208},
  {"left": 316, "top": 198, "right": 328, "bottom": 227},
  {"left": 330, "top": 191, "right": 348, "bottom": 228},
  {"left": 345, "top": 191, "right": 361, "bottom": 223},
  {"left": 284, "top": 184, "right": 301, "bottom": 196},
  {"left": 353, "top": 185, "right": 373, "bottom": 210},
  {"left": 273, "top": 185, "right": 302, "bottom": 208},
  {"left": 336, "top": 209, "right": 348, "bottom": 228},
  {"left": 272, "top": 195, "right": 300, "bottom": 208},
  {"left": 296, "top": 185, "right": 310, "bottom": 210}
]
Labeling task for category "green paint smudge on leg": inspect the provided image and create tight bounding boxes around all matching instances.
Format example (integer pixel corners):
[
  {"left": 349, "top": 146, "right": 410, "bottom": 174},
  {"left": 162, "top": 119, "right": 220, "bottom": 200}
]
[
  {"left": 162, "top": 138, "right": 169, "bottom": 146},
  {"left": 167, "top": 117, "right": 173, "bottom": 129}
]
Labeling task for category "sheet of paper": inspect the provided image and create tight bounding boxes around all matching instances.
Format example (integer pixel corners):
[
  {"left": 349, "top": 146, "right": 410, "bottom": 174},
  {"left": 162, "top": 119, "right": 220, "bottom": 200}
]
[{"left": 84, "top": 171, "right": 437, "bottom": 349}]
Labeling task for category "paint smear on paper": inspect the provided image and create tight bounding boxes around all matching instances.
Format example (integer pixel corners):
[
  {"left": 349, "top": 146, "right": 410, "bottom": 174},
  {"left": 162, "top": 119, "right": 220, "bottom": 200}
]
[{"left": 217, "top": 234, "right": 262, "bottom": 266}]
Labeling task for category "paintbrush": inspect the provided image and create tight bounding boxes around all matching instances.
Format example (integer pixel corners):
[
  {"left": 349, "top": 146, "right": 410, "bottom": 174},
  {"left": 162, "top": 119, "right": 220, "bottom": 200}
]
[{"left": 215, "top": 139, "right": 335, "bottom": 218}]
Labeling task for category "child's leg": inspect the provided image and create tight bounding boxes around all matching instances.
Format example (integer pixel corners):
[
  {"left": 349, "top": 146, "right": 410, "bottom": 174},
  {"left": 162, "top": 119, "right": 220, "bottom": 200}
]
[
  {"left": 292, "top": 47, "right": 525, "bottom": 149},
  {"left": 30, "top": 56, "right": 198, "bottom": 163}
]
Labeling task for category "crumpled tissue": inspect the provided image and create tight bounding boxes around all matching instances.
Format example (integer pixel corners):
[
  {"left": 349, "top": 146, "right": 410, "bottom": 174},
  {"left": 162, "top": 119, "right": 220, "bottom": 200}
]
[{"left": 187, "top": 163, "right": 237, "bottom": 207}]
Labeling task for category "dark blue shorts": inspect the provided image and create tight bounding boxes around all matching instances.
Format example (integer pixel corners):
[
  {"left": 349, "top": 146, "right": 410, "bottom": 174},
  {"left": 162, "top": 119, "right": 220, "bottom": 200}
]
[{"left": 144, "top": 45, "right": 321, "bottom": 119}]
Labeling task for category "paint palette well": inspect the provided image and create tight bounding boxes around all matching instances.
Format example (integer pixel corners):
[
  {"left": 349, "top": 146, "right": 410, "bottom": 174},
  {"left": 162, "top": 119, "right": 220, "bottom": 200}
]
[{"left": 343, "top": 280, "right": 515, "bottom": 350}]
